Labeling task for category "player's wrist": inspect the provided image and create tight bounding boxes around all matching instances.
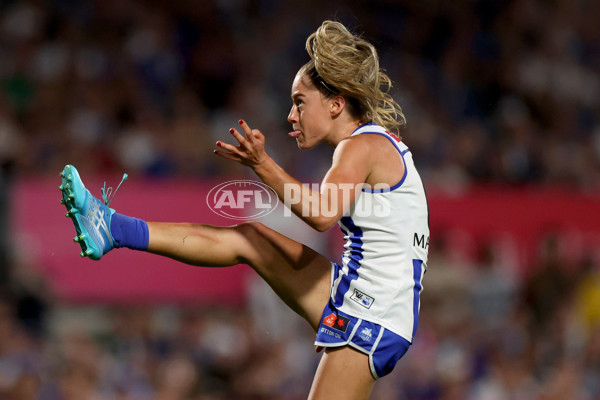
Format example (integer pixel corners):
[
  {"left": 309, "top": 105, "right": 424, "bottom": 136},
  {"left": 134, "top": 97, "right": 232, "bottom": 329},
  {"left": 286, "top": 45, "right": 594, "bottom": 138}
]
[{"left": 252, "top": 154, "right": 275, "bottom": 174}]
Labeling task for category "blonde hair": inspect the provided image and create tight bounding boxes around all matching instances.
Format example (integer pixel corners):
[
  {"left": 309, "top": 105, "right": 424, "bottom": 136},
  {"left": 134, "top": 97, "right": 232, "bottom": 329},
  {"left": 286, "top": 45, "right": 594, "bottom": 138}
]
[{"left": 299, "top": 20, "right": 406, "bottom": 136}]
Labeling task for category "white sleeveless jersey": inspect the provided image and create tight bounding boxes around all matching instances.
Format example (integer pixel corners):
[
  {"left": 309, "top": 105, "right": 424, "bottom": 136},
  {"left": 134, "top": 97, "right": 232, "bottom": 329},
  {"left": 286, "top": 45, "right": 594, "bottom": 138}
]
[{"left": 331, "top": 123, "right": 429, "bottom": 343}]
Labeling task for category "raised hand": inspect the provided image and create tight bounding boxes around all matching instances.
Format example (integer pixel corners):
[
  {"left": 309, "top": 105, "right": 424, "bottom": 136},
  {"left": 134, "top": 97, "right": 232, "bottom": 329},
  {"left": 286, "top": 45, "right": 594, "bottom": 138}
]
[{"left": 214, "top": 119, "right": 268, "bottom": 168}]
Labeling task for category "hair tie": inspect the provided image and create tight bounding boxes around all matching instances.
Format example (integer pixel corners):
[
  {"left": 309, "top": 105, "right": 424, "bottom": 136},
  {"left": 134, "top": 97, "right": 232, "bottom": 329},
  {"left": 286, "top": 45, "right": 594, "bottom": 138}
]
[{"left": 311, "top": 68, "right": 340, "bottom": 94}]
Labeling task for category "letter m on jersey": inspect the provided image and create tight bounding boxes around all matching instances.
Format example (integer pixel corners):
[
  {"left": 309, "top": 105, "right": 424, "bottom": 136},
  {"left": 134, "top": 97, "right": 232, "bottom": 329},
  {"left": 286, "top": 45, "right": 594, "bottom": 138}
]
[{"left": 413, "top": 233, "right": 429, "bottom": 249}]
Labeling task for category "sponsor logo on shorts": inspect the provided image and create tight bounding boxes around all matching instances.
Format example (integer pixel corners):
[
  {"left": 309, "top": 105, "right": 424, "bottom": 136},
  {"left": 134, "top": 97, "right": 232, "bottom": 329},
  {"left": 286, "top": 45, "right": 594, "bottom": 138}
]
[
  {"left": 350, "top": 289, "right": 375, "bottom": 309},
  {"left": 323, "top": 313, "right": 337, "bottom": 327},
  {"left": 320, "top": 327, "right": 342, "bottom": 339},
  {"left": 359, "top": 327, "right": 373, "bottom": 342},
  {"left": 322, "top": 313, "right": 350, "bottom": 333}
]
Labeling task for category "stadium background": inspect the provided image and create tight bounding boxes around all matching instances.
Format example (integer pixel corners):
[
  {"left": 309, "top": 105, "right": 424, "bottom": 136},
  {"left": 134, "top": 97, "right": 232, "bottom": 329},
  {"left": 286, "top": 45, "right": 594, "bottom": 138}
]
[{"left": 1, "top": 0, "right": 599, "bottom": 398}]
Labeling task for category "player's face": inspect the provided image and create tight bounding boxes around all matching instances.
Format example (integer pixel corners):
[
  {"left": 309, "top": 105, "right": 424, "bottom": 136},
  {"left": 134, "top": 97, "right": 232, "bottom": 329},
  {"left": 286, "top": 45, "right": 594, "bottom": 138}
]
[{"left": 287, "top": 73, "right": 334, "bottom": 149}]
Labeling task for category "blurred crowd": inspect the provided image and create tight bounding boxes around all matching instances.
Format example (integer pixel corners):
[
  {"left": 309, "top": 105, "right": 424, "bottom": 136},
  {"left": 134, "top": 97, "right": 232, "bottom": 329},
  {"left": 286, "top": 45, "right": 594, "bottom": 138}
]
[
  {"left": 0, "top": 0, "right": 599, "bottom": 187},
  {"left": 1, "top": 0, "right": 600, "bottom": 399},
  {"left": 1, "top": 232, "right": 600, "bottom": 399}
]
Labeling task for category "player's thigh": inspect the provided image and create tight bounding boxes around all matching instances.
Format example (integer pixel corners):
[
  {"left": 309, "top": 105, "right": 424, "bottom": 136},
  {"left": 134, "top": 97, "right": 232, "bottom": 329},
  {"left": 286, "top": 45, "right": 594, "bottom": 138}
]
[
  {"left": 308, "top": 347, "right": 375, "bottom": 400},
  {"left": 235, "top": 221, "right": 332, "bottom": 331}
]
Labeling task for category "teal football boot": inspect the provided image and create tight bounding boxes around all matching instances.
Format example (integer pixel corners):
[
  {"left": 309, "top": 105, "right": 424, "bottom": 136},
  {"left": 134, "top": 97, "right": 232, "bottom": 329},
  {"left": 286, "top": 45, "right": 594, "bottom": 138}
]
[{"left": 59, "top": 165, "right": 127, "bottom": 260}]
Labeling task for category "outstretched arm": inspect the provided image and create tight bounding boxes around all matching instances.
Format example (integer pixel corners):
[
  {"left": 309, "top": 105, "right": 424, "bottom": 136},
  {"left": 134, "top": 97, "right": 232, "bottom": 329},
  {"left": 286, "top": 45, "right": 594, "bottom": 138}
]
[{"left": 214, "top": 120, "right": 373, "bottom": 231}]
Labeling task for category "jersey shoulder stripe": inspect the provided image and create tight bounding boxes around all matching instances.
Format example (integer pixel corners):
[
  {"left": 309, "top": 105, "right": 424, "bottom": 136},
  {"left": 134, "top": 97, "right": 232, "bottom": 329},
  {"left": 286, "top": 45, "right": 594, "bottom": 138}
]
[{"left": 351, "top": 125, "right": 409, "bottom": 192}]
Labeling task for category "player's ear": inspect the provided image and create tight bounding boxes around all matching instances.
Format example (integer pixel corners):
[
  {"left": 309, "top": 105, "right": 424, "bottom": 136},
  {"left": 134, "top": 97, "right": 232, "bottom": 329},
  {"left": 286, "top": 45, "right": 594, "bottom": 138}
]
[{"left": 329, "top": 95, "right": 346, "bottom": 117}]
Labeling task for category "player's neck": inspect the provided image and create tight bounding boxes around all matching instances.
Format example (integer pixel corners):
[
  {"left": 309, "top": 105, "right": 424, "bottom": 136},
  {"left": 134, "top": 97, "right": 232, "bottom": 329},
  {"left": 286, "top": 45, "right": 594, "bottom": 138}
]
[{"left": 324, "top": 119, "right": 362, "bottom": 148}]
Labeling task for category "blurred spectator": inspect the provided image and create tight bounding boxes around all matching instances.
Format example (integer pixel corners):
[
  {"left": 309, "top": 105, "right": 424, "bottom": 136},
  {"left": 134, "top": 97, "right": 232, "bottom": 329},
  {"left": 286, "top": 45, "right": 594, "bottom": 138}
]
[
  {"left": 0, "top": 102, "right": 22, "bottom": 285},
  {"left": 469, "top": 240, "right": 519, "bottom": 331},
  {"left": 524, "top": 234, "right": 573, "bottom": 333}
]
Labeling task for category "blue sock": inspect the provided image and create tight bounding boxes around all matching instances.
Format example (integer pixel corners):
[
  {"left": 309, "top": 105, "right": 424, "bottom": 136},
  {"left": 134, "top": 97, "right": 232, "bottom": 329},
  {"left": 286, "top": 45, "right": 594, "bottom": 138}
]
[{"left": 110, "top": 213, "right": 149, "bottom": 251}]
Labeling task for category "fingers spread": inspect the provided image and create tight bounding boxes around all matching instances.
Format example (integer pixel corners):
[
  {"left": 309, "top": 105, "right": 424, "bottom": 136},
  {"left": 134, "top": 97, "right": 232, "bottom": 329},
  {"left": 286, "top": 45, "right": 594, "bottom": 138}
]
[{"left": 214, "top": 120, "right": 265, "bottom": 166}]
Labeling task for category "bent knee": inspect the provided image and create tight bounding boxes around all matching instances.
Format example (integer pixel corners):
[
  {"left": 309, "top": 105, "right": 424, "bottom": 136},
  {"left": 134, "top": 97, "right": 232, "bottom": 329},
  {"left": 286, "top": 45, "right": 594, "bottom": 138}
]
[
  {"left": 233, "top": 221, "right": 269, "bottom": 245},
  {"left": 233, "top": 220, "right": 266, "bottom": 236},
  {"left": 232, "top": 221, "right": 306, "bottom": 268},
  {"left": 231, "top": 221, "right": 269, "bottom": 264}
]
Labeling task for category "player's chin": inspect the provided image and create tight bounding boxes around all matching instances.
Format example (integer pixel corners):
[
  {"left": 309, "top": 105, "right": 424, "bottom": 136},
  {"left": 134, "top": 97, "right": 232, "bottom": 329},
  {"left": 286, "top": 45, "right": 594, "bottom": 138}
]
[{"left": 296, "top": 137, "right": 317, "bottom": 150}]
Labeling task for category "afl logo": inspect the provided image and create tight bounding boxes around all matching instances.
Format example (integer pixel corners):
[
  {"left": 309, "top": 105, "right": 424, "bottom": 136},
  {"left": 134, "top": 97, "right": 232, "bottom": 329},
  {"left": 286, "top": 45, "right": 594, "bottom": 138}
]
[{"left": 206, "top": 180, "right": 279, "bottom": 220}]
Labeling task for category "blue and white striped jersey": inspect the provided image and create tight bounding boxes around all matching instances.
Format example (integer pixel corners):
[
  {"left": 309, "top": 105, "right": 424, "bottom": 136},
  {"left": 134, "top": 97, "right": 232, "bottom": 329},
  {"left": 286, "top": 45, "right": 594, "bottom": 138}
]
[{"left": 330, "top": 123, "right": 429, "bottom": 343}]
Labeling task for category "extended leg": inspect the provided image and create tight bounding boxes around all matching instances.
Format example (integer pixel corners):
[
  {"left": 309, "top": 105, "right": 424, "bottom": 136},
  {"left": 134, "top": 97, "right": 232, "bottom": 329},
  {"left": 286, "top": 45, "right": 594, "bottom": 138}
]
[
  {"left": 58, "top": 163, "right": 330, "bottom": 329},
  {"left": 147, "top": 221, "right": 332, "bottom": 330},
  {"left": 59, "top": 164, "right": 375, "bottom": 397}
]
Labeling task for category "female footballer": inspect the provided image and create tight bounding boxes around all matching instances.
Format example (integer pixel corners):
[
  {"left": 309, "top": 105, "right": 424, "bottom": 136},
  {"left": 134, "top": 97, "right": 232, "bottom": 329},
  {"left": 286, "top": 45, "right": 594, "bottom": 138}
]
[{"left": 60, "top": 20, "right": 429, "bottom": 399}]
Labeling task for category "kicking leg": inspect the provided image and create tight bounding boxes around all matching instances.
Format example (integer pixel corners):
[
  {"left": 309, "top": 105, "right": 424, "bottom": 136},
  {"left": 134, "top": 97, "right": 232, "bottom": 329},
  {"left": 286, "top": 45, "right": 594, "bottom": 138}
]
[
  {"left": 60, "top": 164, "right": 375, "bottom": 397},
  {"left": 59, "top": 165, "right": 331, "bottom": 329},
  {"left": 147, "top": 221, "right": 332, "bottom": 330}
]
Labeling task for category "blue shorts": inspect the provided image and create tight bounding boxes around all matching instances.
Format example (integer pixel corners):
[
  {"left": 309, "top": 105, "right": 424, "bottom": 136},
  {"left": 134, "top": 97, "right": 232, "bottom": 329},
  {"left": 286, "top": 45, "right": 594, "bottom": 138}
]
[{"left": 314, "top": 301, "right": 411, "bottom": 379}]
